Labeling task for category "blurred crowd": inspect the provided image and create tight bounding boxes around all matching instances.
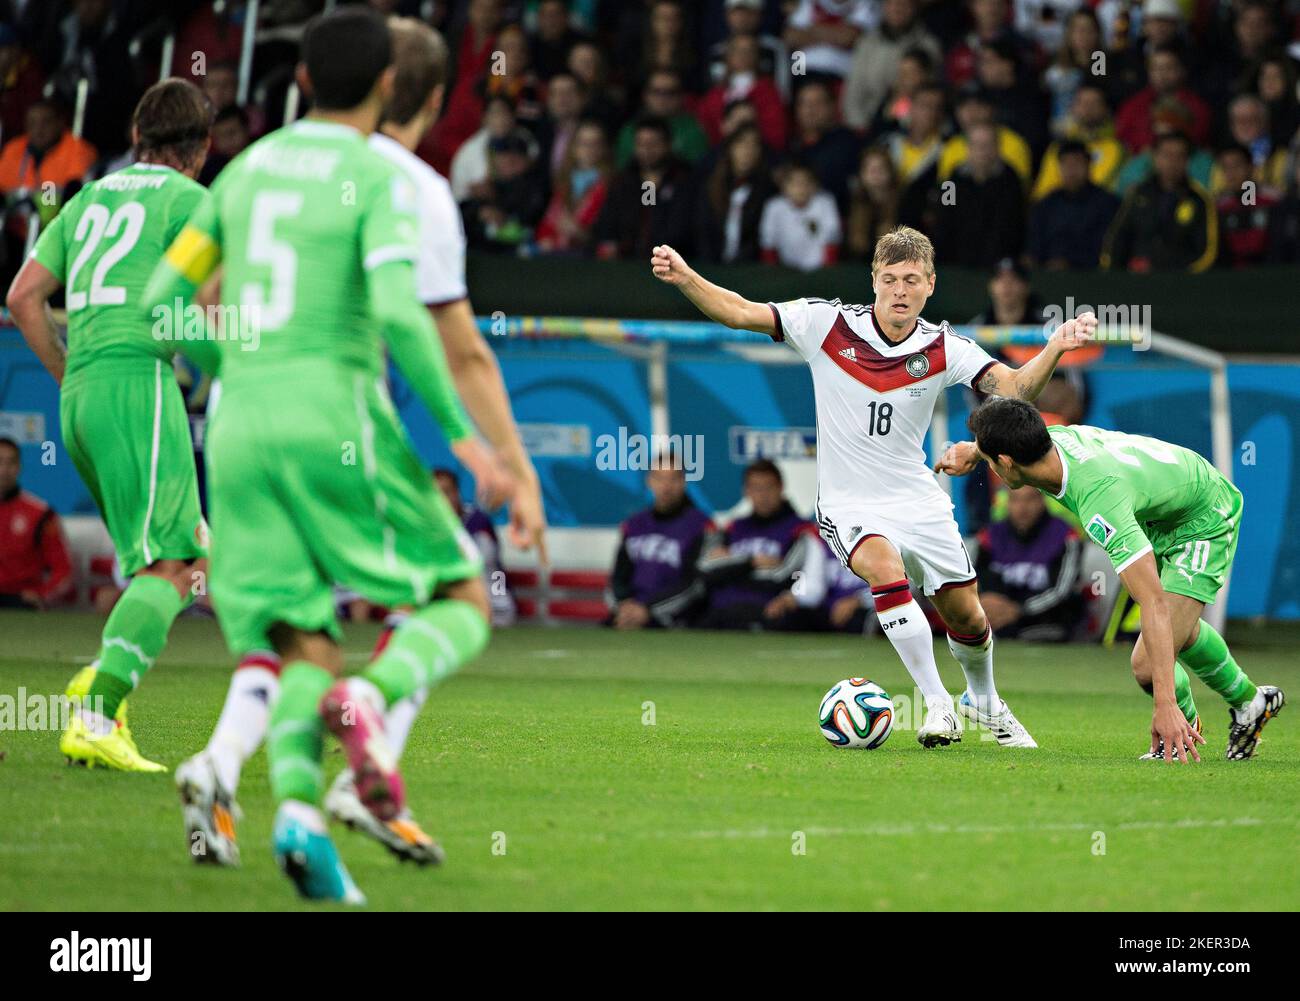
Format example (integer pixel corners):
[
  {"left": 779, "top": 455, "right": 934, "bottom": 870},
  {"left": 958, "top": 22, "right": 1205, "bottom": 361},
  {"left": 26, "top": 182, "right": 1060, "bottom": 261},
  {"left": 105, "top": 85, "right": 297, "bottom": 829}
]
[{"left": 2, "top": 0, "right": 1300, "bottom": 291}]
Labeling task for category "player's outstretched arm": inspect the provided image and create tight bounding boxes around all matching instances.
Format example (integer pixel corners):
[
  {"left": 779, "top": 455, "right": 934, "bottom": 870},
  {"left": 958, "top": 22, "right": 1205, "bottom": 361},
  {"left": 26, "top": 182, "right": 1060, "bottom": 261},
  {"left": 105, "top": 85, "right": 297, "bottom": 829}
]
[
  {"left": 975, "top": 310, "right": 1098, "bottom": 401},
  {"left": 432, "top": 297, "right": 548, "bottom": 557},
  {"left": 1120, "top": 553, "right": 1205, "bottom": 764},
  {"left": 650, "top": 245, "right": 775, "bottom": 335},
  {"left": 6, "top": 259, "right": 66, "bottom": 384}
]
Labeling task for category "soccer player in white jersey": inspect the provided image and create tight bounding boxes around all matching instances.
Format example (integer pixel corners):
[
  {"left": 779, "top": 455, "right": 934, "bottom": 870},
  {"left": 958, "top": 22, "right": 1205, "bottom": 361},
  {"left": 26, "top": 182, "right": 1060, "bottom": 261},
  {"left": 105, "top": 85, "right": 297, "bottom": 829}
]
[
  {"left": 177, "top": 16, "right": 547, "bottom": 866},
  {"left": 651, "top": 227, "right": 1097, "bottom": 747}
]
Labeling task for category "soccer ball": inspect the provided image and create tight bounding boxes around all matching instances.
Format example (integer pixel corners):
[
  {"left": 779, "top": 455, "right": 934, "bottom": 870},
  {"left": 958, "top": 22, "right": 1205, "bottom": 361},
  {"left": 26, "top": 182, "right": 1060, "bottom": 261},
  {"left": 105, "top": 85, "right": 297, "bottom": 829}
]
[{"left": 818, "top": 678, "right": 894, "bottom": 749}]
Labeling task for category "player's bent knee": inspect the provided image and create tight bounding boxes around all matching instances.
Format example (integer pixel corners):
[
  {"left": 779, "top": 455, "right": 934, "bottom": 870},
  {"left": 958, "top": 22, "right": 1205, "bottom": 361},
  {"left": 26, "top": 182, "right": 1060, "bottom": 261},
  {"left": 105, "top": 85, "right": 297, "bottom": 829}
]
[{"left": 438, "top": 576, "right": 492, "bottom": 650}]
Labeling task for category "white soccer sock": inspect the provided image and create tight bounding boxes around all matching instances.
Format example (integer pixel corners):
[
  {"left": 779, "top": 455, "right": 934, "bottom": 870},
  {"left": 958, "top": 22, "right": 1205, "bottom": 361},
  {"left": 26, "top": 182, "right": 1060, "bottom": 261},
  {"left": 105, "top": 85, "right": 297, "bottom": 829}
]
[
  {"left": 206, "top": 659, "right": 280, "bottom": 793},
  {"left": 384, "top": 687, "right": 429, "bottom": 761},
  {"left": 874, "top": 588, "right": 952, "bottom": 711},
  {"left": 947, "top": 626, "right": 999, "bottom": 714}
]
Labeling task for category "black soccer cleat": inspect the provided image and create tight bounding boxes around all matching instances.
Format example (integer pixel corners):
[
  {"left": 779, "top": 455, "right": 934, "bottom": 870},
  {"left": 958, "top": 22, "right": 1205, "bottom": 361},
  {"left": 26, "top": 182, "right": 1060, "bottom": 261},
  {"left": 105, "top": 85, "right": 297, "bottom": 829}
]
[{"left": 1226, "top": 685, "right": 1285, "bottom": 761}]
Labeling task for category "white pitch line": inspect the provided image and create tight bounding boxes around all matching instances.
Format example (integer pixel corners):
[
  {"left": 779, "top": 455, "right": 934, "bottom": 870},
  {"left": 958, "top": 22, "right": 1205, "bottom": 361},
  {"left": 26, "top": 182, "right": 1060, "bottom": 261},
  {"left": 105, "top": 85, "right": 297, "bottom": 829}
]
[{"left": 673, "top": 817, "right": 1286, "bottom": 840}]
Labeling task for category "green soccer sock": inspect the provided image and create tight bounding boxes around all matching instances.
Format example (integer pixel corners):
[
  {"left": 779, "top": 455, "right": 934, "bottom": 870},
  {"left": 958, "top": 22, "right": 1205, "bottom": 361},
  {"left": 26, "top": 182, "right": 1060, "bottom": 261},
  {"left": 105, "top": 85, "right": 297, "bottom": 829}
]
[
  {"left": 1173, "top": 663, "right": 1199, "bottom": 725},
  {"left": 267, "top": 661, "right": 333, "bottom": 806},
  {"left": 361, "top": 599, "right": 489, "bottom": 708},
  {"left": 87, "top": 574, "right": 185, "bottom": 718},
  {"left": 1179, "top": 620, "right": 1257, "bottom": 709}
]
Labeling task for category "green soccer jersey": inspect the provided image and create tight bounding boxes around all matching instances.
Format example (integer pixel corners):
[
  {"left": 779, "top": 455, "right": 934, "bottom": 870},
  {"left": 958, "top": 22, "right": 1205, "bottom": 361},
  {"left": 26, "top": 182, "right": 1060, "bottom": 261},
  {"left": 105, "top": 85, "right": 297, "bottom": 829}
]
[
  {"left": 32, "top": 163, "right": 206, "bottom": 378},
  {"left": 1047, "top": 424, "right": 1237, "bottom": 575}
]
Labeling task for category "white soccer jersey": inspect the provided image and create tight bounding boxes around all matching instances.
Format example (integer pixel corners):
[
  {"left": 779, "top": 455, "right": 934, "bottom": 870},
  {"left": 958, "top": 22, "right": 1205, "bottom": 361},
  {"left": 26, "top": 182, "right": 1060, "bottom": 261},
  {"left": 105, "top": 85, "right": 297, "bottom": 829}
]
[
  {"left": 768, "top": 297, "right": 998, "bottom": 554},
  {"left": 369, "top": 131, "right": 468, "bottom": 306}
]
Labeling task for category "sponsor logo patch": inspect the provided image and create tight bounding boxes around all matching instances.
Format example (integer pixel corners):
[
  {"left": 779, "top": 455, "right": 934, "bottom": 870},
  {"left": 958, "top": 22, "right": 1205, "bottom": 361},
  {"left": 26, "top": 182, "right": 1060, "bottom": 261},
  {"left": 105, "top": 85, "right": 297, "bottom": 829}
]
[{"left": 1085, "top": 514, "right": 1116, "bottom": 547}]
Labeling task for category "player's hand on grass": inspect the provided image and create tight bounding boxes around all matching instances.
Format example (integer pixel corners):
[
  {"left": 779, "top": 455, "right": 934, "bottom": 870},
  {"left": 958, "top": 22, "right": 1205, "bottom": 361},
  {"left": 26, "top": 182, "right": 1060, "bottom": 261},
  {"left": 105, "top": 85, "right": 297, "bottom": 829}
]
[
  {"left": 933, "top": 440, "right": 981, "bottom": 477},
  {"left": 613, "top": 599, "right": 650, "bottom": 630},
  {"left": 1050, "top": 310, "right": 1098, "bottom": 352},
  {"left": 1152, "top": 703, "right": 1205, "bottom": 764},
  {"left": 452, "top": 437, "right": 516, "bottom": 512},
  {"left": 829, "top": 594, "right": 861, "bottom": 628},
  {"left": 651, "top": 245, "right": 691, "bottom": 286},
  {"left": 764, "top": 592, "right": 798, "bottom": 620}
]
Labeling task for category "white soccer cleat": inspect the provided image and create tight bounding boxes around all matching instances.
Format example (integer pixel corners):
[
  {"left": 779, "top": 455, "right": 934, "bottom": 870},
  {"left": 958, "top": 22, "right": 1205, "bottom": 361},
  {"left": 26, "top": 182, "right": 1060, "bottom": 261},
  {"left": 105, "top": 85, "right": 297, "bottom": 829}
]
[
  {"left": 958, "top": 692, "right": 1038, "bottom": 748},
  {"left": 176, "top": 751, "right": 241, "bottom": 866},
  {"left": 916, "top": 702, "right": 962, "bottom": 748},
  {"left": 325, "top": 769, "right": 445, "bottom": 866}
]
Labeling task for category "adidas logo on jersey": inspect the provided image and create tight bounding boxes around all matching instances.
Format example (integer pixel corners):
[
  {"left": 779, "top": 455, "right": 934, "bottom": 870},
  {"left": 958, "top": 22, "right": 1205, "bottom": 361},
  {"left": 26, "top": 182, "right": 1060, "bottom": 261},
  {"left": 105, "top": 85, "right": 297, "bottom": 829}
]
[{"left": 839, "top": 347, "right": 856, "bottom": 361}]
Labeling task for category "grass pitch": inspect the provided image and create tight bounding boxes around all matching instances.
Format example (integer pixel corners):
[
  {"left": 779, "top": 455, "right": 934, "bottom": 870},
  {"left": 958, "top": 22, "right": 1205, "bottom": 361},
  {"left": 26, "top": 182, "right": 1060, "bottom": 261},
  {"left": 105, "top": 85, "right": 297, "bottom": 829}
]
[{"left": 1, "top": 611, "right": 1296, "bottom": 911}]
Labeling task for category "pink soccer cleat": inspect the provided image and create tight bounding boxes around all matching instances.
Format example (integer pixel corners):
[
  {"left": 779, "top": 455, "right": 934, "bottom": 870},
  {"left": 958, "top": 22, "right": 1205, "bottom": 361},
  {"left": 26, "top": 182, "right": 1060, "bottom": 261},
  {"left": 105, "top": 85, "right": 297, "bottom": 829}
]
[{"left": 319, "top": 681, "right": 405, "bottom": 821}]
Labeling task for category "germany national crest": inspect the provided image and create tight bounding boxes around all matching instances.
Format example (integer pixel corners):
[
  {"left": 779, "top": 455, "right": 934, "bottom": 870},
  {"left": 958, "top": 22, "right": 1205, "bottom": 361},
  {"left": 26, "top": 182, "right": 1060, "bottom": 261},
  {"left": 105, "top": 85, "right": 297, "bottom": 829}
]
[{"left": 905, "top": 352, "right": 930, "bottom": 379}]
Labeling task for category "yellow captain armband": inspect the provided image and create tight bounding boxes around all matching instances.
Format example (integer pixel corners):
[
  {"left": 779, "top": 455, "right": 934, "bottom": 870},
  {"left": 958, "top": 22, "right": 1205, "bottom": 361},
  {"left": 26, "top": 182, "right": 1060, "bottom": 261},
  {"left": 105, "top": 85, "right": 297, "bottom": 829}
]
[{"left": 164, "top": 226, "right": 222, "bottom": 286}]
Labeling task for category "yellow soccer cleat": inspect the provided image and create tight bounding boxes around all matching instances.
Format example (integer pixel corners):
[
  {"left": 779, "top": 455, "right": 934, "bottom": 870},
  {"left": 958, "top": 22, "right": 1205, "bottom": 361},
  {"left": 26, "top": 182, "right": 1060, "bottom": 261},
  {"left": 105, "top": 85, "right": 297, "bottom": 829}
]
[
  {"left": 64, "top": 664, "right": 129, "bottom": 728},
  {"left": 60, "top": 716, "right": 167, "bottom": 773}
]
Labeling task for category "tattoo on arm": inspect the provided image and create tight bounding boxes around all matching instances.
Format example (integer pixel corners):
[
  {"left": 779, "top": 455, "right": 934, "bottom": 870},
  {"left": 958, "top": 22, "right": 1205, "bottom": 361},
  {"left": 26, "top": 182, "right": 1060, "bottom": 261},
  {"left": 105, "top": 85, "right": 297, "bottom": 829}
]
[
  {"left": 1014, "top": 374, "right": 1035, "bottom": 400},
  {"left": 977, "top": 368, "right": 1000, "bottom": 395}
]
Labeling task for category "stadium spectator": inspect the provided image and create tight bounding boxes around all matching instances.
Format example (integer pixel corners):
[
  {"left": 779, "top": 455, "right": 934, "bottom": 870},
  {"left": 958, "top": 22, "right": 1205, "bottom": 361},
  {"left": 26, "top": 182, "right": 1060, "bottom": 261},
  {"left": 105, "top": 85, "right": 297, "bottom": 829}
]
[
  {"left": 0, "top": 97, "right": 96, "bottom": 198},
  {"left": 200, "top": 61, "right": 266, "bottom": 142},
  {"left": 931, "top": 122, "right": 1026, "bottom": 267},
  {"left": 695, "top": 33, "right": 787, "bottom": 152},
  {"left": 0, "top": 23, "right": 44, "bottom": 144},
  {"left": 435, "top": 468, "right": 516, "bottom": 627},
  {"left": 450, "top": 94, "right": 526, "bottom": 202},
  {"left": 841, "top": 0, "right": 941, "bottom": 132},
  {"left": 198, "top": 105, "right": 252, "bottom": 186},
  {"left": 694, "top": 459, "right": 814, "bottom": 631},
  {"left": 695, "top": 123, "right": 776, "bottom": 263},
  {"left": 1221, "top": 93, "right": 1286, "bottom": 192},
  {"left": 1254, "top": 56, "right": 1299, "bottom": 151},
  {"left": 975, "top": 486, "right": 1084, "bottom": 642},
  {"left": 1042, "top": 7, "right": 1105, "bottom": 134},
  {"left": 450, "top": 0, "right": 502, "bottom": 94},
  {"left": 1015, "top": 0, "right": 1080, "bottom": 52},
  {"left": 537, "top": 71, "right": 586, "bottom": 180},
  {"left": 938, "top": 90, "right": 1032, "bottom": 187},
  {"left": 844, "top": 145, "right": 900, "bottom": 261},
  {"left": 1103, "top": 0, "right": 1187, "bottom": 102},
  {"left": 1201, "top": 0, "right": 1279, "bottom": 109},
  {"left": 864, "top": 47, "right": 937, "bottom": 140},
  {"left": 1032, "top": 84, "right": 1124, "bottom": 200},
  {"left": 0, "top": 437, "right": 71, "bottom": 610},
  {"left": 1214, "top": 143, "right": 1277, "bottom": 269},
  {"left": 566, "top": 39, "right": 624, "bottom": 135},
  {"left": 530, "top": 0, "right": 585, "bottom": 81},
  {"left": 1114, "top": 45, "right": 1211, "bottom": 153},
  {"left": 536, "top": 120, "right": 611, "bottom": 254},
  {"left": 945, "top": 0, "right": 1030, "bottom": 90},
  {"left": 973, "top": 34, "right": 1050, "bottom": 158},
  {"left": 969, "top": 257, "right": 1049, "bottom": 329},
  {"left": 607, "top": 459, "right": 715, "bottom": 630},
  {"left": 879, "top": 81, "right": 946, "bottom": 188},
  {"left": 1113, "top": 98, "right": 1214, "bottom": 194},
  {"left": 707, "top": 0, "right": 790, "bottom": 102},
  {"left": 44, "top": 0, "right": 137, "bottom": 157},
  {"left": 760, "top": 161, "right": 841, "bottom": 270},
  {"left": 435, "top": 21, "right": 544, "bottom": 175},
  {"left": 1265, "top": 153, "right": 1300, "bottom": 263},
  {"left": 615, "top": 70, "right": 710, "bottom": 167},
  {"left": 786, "top": 79, "right": 862, "bottom": 208},
  {"left": 1028, "top": 139, "right": 1120, "bottom": 270},
  {"left": 461, "top": 130, "right": 549, "bottom": 252},
  {"left": 783, "top": 0, "right": 876, "bottom": 82},
  {"left": 1102, "top": 131, "right": 1217, "bottom": 272},
  {"left": 624, "top": 0, "right": 700, "bottom": 95},
  {"left": 595, "top": 116, "right": 695, "bottom": 259}
]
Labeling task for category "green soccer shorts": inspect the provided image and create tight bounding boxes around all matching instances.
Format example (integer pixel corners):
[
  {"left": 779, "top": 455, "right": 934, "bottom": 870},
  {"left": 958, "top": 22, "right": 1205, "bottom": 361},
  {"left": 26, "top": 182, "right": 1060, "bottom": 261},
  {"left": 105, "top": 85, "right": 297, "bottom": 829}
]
[
  {"left": 61, "top": 359, "right": 208, "bottom": 577},
  {"left": 1150, "top": 477, "right": 1243, "bottom": 606},
  {"left": 205, "top": 369, "right": 482, "bottom": 655}
]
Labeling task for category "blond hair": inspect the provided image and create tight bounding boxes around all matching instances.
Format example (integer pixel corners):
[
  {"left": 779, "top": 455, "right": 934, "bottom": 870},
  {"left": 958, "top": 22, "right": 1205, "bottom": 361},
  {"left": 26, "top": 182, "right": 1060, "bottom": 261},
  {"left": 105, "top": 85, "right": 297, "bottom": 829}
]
[
  {"left": 871, "top": 225, "right": 935, "bottom": 277},
  {"left": 382, "top": 16, "right": 449, "bottom": 127}
]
